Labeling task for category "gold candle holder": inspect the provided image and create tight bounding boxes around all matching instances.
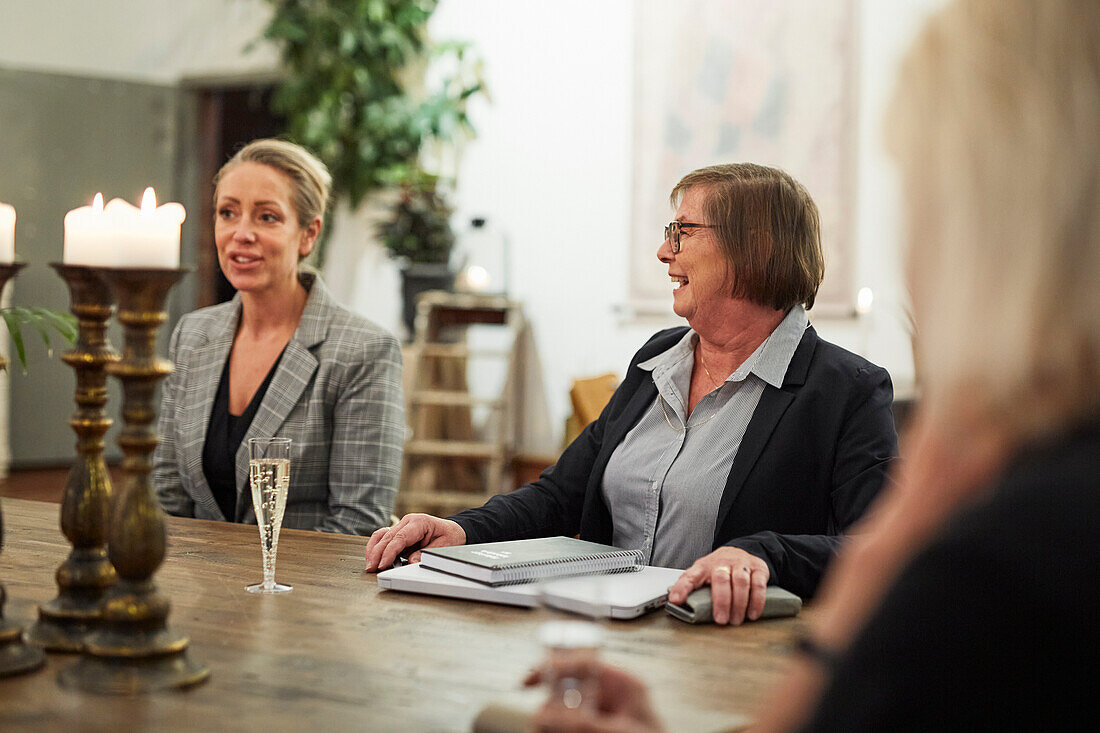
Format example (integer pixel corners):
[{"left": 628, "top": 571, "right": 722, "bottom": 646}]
[
  {"left": 59, "top": 267, "right": 208, "bottom": 694},
  {"left": 0, "top": 261, "right": 46, "bottom": 678},
  {"left": 1, "top": 500, "right": 45, "bottom": 677},
  {"left": 26, "top": 264, "right": 120, "bottom": 652}
]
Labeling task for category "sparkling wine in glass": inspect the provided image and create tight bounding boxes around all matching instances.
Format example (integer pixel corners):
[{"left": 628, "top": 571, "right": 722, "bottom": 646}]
[{"left": 246, "top": 437, "right": 292, "bottom": 594}]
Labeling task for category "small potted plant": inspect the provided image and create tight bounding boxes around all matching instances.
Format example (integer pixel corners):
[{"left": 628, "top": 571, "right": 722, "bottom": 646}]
[{"left": 376, "top": 167, "right": 456, "bottom": 337}]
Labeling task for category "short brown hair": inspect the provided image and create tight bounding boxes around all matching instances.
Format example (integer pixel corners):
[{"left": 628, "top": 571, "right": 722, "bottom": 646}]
[
  {"left": 671, "top": 163, "right": 824, "bottom": 310},
  {"left": 214, "top": 138, "right": 332, "bottom": 229}
]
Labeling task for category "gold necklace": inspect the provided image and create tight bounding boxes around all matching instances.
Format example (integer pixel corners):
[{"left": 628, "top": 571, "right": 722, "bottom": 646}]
[
  {"left": 696, "top": 347, "right": 725, "bottom": 391},
  {"left": 658, "top": 394, "right": 721, "bottom": 433}
]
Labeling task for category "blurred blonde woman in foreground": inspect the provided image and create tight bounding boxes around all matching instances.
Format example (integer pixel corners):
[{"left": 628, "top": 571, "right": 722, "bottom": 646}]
[{"left": 532, "top": 0, "right": 1100, "bottom": 729}]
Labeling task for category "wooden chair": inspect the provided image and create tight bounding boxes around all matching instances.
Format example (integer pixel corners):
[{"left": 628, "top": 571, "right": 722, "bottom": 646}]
[{"left": 563, "top": 372, "right": 618, "bottom": 445}]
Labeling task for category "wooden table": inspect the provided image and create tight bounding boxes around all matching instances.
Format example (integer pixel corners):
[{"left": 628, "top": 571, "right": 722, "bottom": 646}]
[{"left": 0, "top": 498, "right": 808, "bottom": 732}]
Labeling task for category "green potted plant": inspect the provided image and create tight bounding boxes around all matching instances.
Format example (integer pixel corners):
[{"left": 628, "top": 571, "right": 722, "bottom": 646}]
[
  {"left": 375, "top": 165, "right": 454, "bottom": 335},
  {"left": 259, "top": 0, "right": 485, "bottom": 264}
]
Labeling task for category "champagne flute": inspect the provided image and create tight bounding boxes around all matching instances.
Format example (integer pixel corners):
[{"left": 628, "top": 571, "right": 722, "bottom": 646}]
[{"left": 246, "top": 437, "right": 292, "bottom": 594}]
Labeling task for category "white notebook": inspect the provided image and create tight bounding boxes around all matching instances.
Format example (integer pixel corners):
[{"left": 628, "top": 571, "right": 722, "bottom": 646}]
[{"left": 377, "top": 563, "right": 684, "bottom": 619}]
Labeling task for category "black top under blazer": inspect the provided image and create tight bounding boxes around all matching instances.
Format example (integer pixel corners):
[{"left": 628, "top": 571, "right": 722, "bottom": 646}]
[
  {"left": 451, "top": 325, "right": 898, "bottom": 598},
  {"left": 802, "top": 418, "right": 1100, "bottom": 731}
]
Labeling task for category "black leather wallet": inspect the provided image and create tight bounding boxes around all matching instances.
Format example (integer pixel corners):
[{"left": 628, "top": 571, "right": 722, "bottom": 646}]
[{"left": 665, "top": 585, "right": 802, "bottom": 624}]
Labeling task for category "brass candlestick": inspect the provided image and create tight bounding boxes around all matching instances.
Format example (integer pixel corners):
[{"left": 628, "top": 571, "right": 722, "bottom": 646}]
[
  {"left": 26, "top": 264, "right": 120, "bottom": 652},
  {"left": 59, "top": 267, "right": 208, "bottom": 694},
  {"left": 1, "top": 500, "right": 45, "bottom": 677},
  {"left": 0, "top": 261, "right": 45, "bottom": 678}
]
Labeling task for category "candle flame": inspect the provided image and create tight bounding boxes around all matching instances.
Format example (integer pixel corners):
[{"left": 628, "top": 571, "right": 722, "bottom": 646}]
[
  {"left": 141, "top": 187, "right": 156, "bottom": 214},
  {"left": 92, "top": 193, "right": 104, "bottom": 214}
]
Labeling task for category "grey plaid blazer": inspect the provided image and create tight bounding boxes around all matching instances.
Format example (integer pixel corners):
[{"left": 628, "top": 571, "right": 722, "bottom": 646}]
[{"left": 153, "top": 272, "right": 404, "bottom": 536}]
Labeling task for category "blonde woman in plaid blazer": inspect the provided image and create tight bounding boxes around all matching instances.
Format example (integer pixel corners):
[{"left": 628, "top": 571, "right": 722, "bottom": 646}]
[{"left": 153, "top": 139, "right": 403, "bottom": 536}]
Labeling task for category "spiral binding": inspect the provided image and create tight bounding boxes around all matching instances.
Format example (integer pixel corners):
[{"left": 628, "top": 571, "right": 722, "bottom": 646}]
[{"left": 494, "top": 549, "right": 644, "bottom": 586}]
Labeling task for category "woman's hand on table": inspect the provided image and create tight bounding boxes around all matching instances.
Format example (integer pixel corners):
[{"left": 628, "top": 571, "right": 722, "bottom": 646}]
[
  {"left": 364, "top": 513, "right": 466, "bottom": 571},
  {"left": 525, "top": 660, "right": 666, "bottom": 733},
  {"left": 667, "top": 547, "right": 770, "bottom": 625}
]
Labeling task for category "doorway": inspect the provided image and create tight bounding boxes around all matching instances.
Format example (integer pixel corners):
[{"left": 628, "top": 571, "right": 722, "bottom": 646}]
[{"left": 193, "top": 84, "right": 285, "bottom": 308}]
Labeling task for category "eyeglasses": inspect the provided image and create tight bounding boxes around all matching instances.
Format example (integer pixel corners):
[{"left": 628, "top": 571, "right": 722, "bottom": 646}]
[{"left": 664, "top": 221, "right": 715, "bottom": 253}]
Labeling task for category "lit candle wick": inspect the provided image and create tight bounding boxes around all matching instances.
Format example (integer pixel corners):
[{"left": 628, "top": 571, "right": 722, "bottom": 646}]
[{"left": 141, "top": 187, "right": 156, "bottom": 215}]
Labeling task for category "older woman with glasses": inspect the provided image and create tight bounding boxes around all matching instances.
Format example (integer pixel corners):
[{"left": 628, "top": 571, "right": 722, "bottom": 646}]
[
  {"left": 529, "top": 1, "right": 1100, "bottom": 730},
  {"left": 367, "top": 163, "right": 898, "bottom": 625}
]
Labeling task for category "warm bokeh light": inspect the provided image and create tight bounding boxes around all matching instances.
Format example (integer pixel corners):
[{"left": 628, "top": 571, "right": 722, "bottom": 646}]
[{"left": 856, "top": 287, "right": 874, "bottom": 314}]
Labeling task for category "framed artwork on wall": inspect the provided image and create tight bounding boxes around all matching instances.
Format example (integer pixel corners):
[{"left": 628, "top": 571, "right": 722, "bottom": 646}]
[{"left": 630, "top": 0, "right": 859, "bottom": 317}]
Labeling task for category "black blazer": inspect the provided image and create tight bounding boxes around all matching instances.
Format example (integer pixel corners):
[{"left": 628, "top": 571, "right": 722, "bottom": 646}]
[{"left": 451, "top": 326, "right": 898, "bottom": 597}]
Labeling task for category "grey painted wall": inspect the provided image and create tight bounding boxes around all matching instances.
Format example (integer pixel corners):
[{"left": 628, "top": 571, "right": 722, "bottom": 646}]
[{"left": 0, "top": 68, "right": 198, "bottom": 465}]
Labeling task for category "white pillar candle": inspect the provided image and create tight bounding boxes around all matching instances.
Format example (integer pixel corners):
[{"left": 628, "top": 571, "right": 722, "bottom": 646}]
[
  {"left": 63, "top": 189, "right": 185, "bottom": 268},
  {"left": 63, "top": 193, "right": 112, "bottom": 266},
  {"left": 131, "top": 187, "right": 185, "bottom": 268},
  {"left": 0, "top": 202, "right": 15, "bottom": 263}
]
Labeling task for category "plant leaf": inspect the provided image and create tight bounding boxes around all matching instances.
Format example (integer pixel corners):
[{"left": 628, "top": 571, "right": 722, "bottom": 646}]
[
  {"left": 1, "top": 310, "right": 27, "bottom": 371},
  {"left": 31, "top": 307, "right": 78, "bottom": 344},
  {"left": 24, "top": 311, "right": 56, "bottom": 354}
]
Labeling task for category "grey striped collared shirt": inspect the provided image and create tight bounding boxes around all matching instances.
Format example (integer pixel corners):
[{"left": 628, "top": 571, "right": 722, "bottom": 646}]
[{"left": 601, "top": 305, "right": 809, "bottom": 568}]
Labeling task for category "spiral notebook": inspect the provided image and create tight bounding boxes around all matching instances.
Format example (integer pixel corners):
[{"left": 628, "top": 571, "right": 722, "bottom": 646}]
[{"left": 419, "top": 537, "right": 644, "bottom": 586}]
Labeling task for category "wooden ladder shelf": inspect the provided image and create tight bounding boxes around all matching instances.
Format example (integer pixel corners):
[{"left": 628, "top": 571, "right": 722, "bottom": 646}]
[{"left": 398, "top": 291, "right": 526, "bottom": 515}]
